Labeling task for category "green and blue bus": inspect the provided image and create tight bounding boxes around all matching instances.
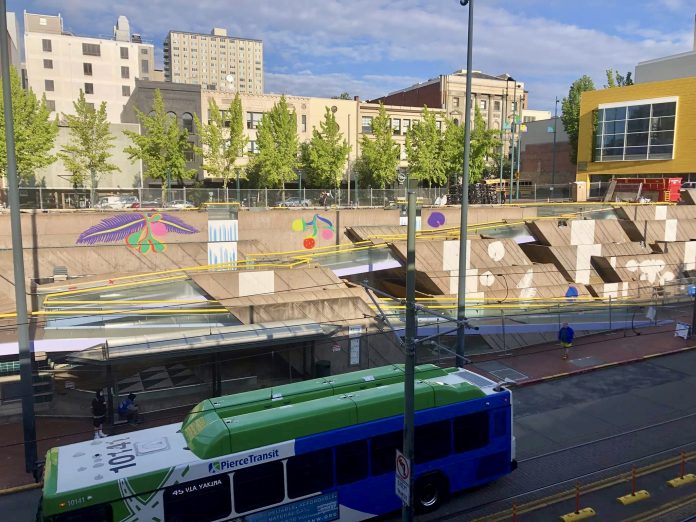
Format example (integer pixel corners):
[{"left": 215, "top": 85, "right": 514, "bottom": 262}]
[{"left": 38, "top": 364, "right": 516, "bottom": 521}]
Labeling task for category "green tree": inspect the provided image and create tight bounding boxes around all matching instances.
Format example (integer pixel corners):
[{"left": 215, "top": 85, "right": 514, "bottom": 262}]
[
  {"left": 123, "top": 89, "right": 196, "bottom": 202},
  {"left": 442, "top": 117, "right": 465, "bottom": 183},
  {"left": 356, "top": 103, "right": 400, "bottom": 188},
  {"left": 252, "top": 95, "right": 299, "bottom": 193},
  {"left": 300, "top": 107, "right": 351, "bottom": 189},
  {"left": 605, "top": 69, "right": 634, "bottom": 88},
  {"left": 0, "top": 67, "right": 58, "bottom": 182},
  {"left": 332, "top": 92, "right": 352, "bottom": 100},
  {"left": 561, "top": 75, "right": 595, "bottom": 164},
  {"left": 405, "top": 106, "right": 446, "bottom": 187},
  {"left": 194, "top": 95, "right": 248, "bottom": 190},
  {"left": 58, "top": 91, "right": 118, "bottom": 206},
  {"left": 469, "top": 106, "right": 501, "bottom": 183}
]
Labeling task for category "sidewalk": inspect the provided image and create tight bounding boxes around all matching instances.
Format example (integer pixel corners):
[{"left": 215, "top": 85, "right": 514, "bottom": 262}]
[{"left": 0, "top": 324, "right": 694, "bottom": 492}]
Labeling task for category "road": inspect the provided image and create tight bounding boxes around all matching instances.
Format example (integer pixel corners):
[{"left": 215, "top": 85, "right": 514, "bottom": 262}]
[{"left": 5, "top": 349, "right": 696, "bottom": 521}]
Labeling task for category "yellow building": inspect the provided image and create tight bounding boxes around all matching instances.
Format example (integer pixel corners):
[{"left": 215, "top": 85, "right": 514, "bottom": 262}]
[{"left": 576, "top": 77, "right": 696, "bottom": 185}]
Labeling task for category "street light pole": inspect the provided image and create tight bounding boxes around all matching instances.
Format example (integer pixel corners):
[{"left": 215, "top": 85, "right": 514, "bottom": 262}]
[
  {"left": 456, "top": 0, "right": 474, "bottom": 368},
  {"left": 1, "top": 0, "right": 37, "bottom": 474},
  {"left": 551, "top": 96, "right": 559, "bottom": 190}
]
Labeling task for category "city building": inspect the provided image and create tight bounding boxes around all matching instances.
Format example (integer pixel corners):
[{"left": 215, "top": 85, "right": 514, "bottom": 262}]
[
  {"left": 576, "top": 76, "right": 696, "bottom": 187},
  {"left": 522, "top": 109, "right": 551, "bottom": 123},
  {"left": 24, "top": 12, "right": 156, "bottom": 122},
  {"left": 519, "top": 117, "right": 573, "bottom": 186},
  {"left": 2, "top": 12, "right": 20, "bottom": 71},
  {"left": 635, "top": 15, "right": 696, "bottom": 83},
  {"left": 164, "top": 28, "right": 263, "bottom": 94}
]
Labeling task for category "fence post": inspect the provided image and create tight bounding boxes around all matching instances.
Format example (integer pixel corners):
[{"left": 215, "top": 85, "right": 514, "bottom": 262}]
[
  {"left": 39, "top": 186, "right": 43, "bottom": 210},
  {"left": 183, "top": 186, "right": 186, "bottom": 203},
  {"left": 534, "top": 183, "right": 537, "bottom": 202},
  {"left": 264, "top": 188, "right": 268, "bottom": 207},
  {"left": 370, "top": 188, "right": 373, "bottom": 207},
  {"left": 609, "top": 295, "right": 612, "bottom": 329}
]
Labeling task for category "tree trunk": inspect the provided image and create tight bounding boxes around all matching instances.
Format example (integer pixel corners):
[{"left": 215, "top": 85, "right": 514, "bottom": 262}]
[{"left": 90, "top": 169, "right": 97, "bottom": 207}]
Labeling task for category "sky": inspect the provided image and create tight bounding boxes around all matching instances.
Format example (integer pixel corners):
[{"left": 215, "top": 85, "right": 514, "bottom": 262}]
[{"left": 10, "top": 0, "right": 696, "bottom": 112}]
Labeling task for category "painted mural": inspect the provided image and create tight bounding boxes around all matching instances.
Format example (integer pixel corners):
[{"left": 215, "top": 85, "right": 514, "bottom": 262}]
[
  {"left": 207, "top": 205, "right": 239, "bottom": 267},
  {"left": 292, "top": 214, "right": 335, "bottom": 249},
  {"left": 76, "top": 213, "right": 199, "bottom": 253},
  {"left": 427, "top": 211, "right": 446, "bottom": 228}
]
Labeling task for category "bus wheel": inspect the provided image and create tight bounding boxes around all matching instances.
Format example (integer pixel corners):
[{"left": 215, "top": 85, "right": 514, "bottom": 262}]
[{"left": 414, "top": 473, "right": 448, "bottom": 513}]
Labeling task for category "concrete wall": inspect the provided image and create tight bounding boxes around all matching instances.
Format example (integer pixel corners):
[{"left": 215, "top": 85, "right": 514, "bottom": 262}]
[{"left": 635, "top": 51, "right": 696, "bottom": 84}]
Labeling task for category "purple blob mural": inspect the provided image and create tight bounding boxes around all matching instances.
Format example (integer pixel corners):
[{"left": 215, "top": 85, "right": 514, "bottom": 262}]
[
  {"left": 427, "top": 211, "right": 446, "bottom": 228},
  {"left": 77, "top": 213, "right": 199, "bottom": 254}
]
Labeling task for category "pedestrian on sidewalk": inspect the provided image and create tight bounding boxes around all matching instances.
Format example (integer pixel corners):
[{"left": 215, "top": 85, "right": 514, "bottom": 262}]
[
  {"left": 118, "top": 393, "right": 142, "bottom": 425},
  {"left": 91, "top": 390, "right": 107, "bottom": 439},
  {"left": 559, "top": 322, "right": 574, "bottom": 360}
]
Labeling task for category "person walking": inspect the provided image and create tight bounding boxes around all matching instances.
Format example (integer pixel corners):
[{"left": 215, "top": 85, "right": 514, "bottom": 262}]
[
  {"left": 91, "top": 390, "right": 107, "bottom": 439},
  {"left": 559, "top": 322, "right": 574, "bottom": 360}
]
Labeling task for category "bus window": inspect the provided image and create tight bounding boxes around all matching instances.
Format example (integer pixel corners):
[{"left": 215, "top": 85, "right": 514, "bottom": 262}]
[
  {"left": 336, "top": 440, "right": 368, "bottom": 485},
  {"left": 415, "top": 420, "right": 452, "bottom": 463},
  {"left": 163, "top": 474, "right": 231, "bottom": 522},
  {"left": 371, "top": 431, "right": 402, "bottom": 475},
  {"left": 287, "top": 448, "right": 334, "bottom": 498},
  {"left": 453, "top": 411, "right": 489, "bottom": 452},
  {"left": 233, "top": 461, "right": 284, "bottom": 514},
  {"left": 49, "top": 504, "right": 112, "bottom": 522}
]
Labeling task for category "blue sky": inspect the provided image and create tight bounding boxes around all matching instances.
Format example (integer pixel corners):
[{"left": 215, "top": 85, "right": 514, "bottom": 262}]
[{"left": 10, "top": 0, "right": 696, "bottom": 112}]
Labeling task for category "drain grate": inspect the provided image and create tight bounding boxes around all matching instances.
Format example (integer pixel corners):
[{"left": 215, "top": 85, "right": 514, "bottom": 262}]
[{"left": 489, "top": 368, "right": 528, "bottom": 382}]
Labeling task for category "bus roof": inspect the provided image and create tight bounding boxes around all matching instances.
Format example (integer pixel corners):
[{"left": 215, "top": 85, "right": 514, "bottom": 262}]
[{"left": 182, "top": 368, "right": 491, "bottom": 459}]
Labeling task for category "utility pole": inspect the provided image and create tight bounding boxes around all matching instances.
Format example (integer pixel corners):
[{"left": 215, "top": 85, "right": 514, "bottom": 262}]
[
  {"left": 456, "top": 0, "right": 474, "bottom": 368},
  {"left": 402, "top": 190, "right": 417, "bottom": 522},
  {"left": 551, "top": 96, "right": 559, "bottom": 192},
  {"left": 1, "top": 0, "right": 37, "bottom": 474},
  {"left": 508, "top": 82, "right": 518, "bottom": 203}
]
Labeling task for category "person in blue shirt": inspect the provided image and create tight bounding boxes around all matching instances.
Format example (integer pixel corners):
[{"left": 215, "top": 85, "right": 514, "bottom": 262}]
[
  {"left": 118, "top": 393, "right": 141, "bottom": 425},
  {"left": 559, "top": 322, "right": 575, "bottom": 360}
]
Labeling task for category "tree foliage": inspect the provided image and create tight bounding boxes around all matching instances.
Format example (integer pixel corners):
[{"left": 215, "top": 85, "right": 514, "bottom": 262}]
[
  {"left": 561, "top": 75, "right": 595, "bottom": 164},
  {"left": 251, "top": 95, "right": 299, "bottom": 189},
  {"left": 0, "top": 67, "right": 58, "bottom": 182},
  {"left": 356, "top": 103, "right": 400, "bottom": 188},
  {"left": 123, "top": 89, "right": 196, "bottom": 201},
  {"left": 442, "top": 117, "right": 465, "bottom": 184},
  {"left": 300, "top": 107, "right": 351, "bottom": 189},
  {"left": 58, "top": 91, "right": 118, "bottom": 203},
  {"left": 469, "top": 105, "right": 501, "bottom": 183},
  {"left": 332, "top": 92, "right": 352, "bottom": 100},
  {"left": 194, "top": 95, "right": 247, "bottom": 188},
  {"left": 605, "top": 69, "right": 633, "bottom": 88},
  {"left": 405, "top": 106, "right": 446, "bottom": 187}
]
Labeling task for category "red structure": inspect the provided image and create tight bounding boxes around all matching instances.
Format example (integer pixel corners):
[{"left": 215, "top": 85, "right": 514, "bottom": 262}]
[{"left": 613, "top": 177, "right": 682, "bottom": 202}]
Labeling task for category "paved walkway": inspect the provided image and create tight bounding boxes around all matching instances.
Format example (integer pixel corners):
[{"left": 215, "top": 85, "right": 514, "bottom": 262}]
[{"left": 0, "top": 323, "right": 694, "bottom": 492}]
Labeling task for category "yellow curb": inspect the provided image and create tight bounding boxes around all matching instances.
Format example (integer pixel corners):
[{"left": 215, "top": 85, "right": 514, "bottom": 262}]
[
  {"left": 0, "top": 482, "right": 42, "bottom": 496},
  {"left": 560, "top": 507, "right": 596, "bottom": 522},
  {"left": 617, "top": 490, "right": 650, "bottom": 505},
  {"left": 667, "top": 474, "right": 696, "bottom": 488}
]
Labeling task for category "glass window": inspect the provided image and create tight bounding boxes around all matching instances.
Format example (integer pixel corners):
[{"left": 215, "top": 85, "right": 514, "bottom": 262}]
[
  {"left": 436, "top": 121, "right": 442, "bottom": 130},
  {"left": 121, "top": 66, "right": 130, "bottom": 79},
  {"left": 627, "top": 118, "right": 649, "bottom": 133},
  {"left": 403, "top": 119, "right": 411, "bottom": 133},
  {"left": 82, "top": 43, "right": 101, "bottom": 56},
  {"left": 166, "top": 111, "right": 177, "bottom": 121},
  {"left": 141, "top": 48, "right": 148, "bottom": 55},
  {"left": 248, "top": 140, "right": 259, "bottom": 153},
  {"left": 651, "top": 116, "right": 674, "bottom": 132},
  {"left": 233, "top": 461, "right": 284, "bottom": 514},
  {"left": 336, "top": 440, "right": 368, "bottom": 485},
  {"left": 142, "top": 59, "right": 149, "bottom": 73},
  {"left": 371, "top": 431, "right": 402, "bottom": 475},
  {"left": 392, "top": 118, "right": 401, "bottom": 135},
  {"left": 604, "top": 107, "right": 625, "bottom": 121},
  {"left": 45, "top": 99, "right": 55, "bottom": 112},
  {"left": 43, "top": 59, "right": 53, "bottom": 69},
  {"left": 650, "top": 131, "right": 674, "bottom": 146},
  {"left": 649, "top": 145, "right": 673, "bottom": 158},
  {"left": 122, "top": 85, "right": 131, "bottom": 97},
  {"left": 362, "top": 116, "right": 373, "bottom": 134},
  {"left": 44, "top": 79, "right": 54, "bottom": 92},
  {"left": 42, "top": 39, "right": 52, "bottom": 52},
  {"left": 182, "top": 112, "right": 194, "bottom": 133},
  {"left": 83, "top": 63, "right": 93, "bottom": 76},
  {"left": 480, "top": 100, "right": 487, "bottom": 110},
  {"left": 627, "top": 104, "right": 650, "bottom": 119},
  {"left": 247, "top": 111, "right": 263, "bottom": 129},
  {"left": 84, "top": 83, "right": 94, "bottom": 94},
  {"left": 603, "top": 120, "right": 624, "bottom": 135},
  {"left": 184, "top": 142, "right": 195, "bottom": 161},
  {"left": 652, "top": 102, "right": 676, "bottom": 117},
  {"left": 494, "top": 100, "right": 501, "bottom": 111},
  {"left": 415, "top": 421, "right": 452, "bottom": 463},
  {"left": 453, "top": 97, "right": 459, "bottom": 108},
  {"left": 453, "top": 411, "right": 489, "bottom": 452},
  {"left": 164, "top": 474, "right": 231, "bottom": 522},
  {"left": 287, "top": 449, "right": 334, "bottom": 498},
  {"left": 120, "top": 47, "right": 129, "bottom": 59},
  {"left": 626, "top": 133, "right": 649, "bottom": 147},
  {"left": 302, "top": 114, "right": 307, "bottom": 133}
]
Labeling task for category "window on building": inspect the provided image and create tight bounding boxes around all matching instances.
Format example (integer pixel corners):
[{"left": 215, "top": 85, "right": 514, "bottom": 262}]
[
  {"left": 453, "top": 97, "right": 460, "bottom": 108},
  {"left": 494, "top": 100, "right": 501, "bottom": 111},
  {"left": 44, "top": 79, "right": 54, "bottom": 92},
  {"left": 184, "top": 142, "right": 195, "bottom": 162},
  {"left": 301, "top": 114, "right": 307, "bottom": 133},
  {"left": 248, "top": 140, "right": 259, "bottom": 154},
  {"left": 480, "top": 99, "right": 488, "bottom": 110},
  {"left": 82, "top": 43, "right": 101, "bottom": 56},
  {"left": 120, "top": 47, "right": 129, "bottom": 59},
  {"left": 43, "top": 59, "right": 53, "bottom": 69},
  {"left": 392, "top": 118, "right": 401, "bottom": 135},
  {"left": 403, "top": 119, "right": 410, "bottom": 133},
  {"left": 523, "top": 116, "right": 535, "bottom": 123},
  {"left": 141, "top": 48, "right": 148, "bottom": 55},
  {"left": 84, "top": 83, "right": 94, "bottom": 94},
  {"left": 86, "top": 102, "right": 95, "bottom": 110},
  {"left": 182, "top": 112, "right": 194, "bottom": 133},
  {"left": 362, "top": 116, "right": 373, "bottom": 134},
  {"left": 435, "top": 120, "right": 442, "bottom": 130},
  {"left": 83, "top": 62, "right": 92, "bottom": 76},
  {"left": 121, "top": 66, "right": 130, "bottom": 79},
  {"left": 122, "top": 85, "right": 131, "bottom": 97},
  {"left": 45, "top": 99, "right": 55, "bottom": 112},
  {"left": 42, "top": 39, "right": 52, "bottom": 52},
  {"left": 594, "top": 99, "right": 676, "bottom": 162},
  {"left": 246, "top": 111, "right": 263, "bottom": 129}
]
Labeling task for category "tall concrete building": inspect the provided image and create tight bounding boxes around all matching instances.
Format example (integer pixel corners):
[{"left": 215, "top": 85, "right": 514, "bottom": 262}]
[
  {"left": 24, "top": 12, "right": 155, "bottom": 122},
  {"left": 3, "top": 12, "right": 20, "bottom": 71},
  {"left": 163, "top": 28, "right": 263, "bottom": 94}
]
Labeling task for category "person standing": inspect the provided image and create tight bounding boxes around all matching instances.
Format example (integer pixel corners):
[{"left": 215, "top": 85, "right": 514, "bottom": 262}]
[
  {"left": 559, "top": 322, "right": 575, "bottom": 360},
  {"left": 91, "top": 390, "right": 107, "bottom": 439}
]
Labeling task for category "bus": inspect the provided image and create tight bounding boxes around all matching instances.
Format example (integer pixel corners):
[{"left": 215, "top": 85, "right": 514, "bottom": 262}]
[
  {"left": 38, "top": 364, "right": 516, "bottom": 521},
  {"left": 484, "top": 178, "right": 534, "bottom": 199}
]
